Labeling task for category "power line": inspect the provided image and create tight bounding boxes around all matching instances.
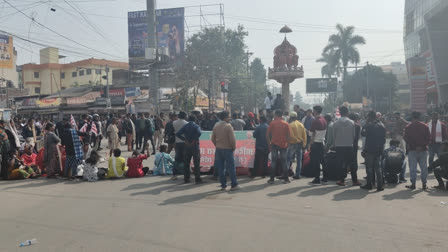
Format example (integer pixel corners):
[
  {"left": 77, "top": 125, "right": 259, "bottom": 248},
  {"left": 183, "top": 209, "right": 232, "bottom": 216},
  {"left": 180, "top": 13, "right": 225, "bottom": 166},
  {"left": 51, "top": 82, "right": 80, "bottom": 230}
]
[{"left": 3, "top": 0, "right": 126, "bottom": 60}]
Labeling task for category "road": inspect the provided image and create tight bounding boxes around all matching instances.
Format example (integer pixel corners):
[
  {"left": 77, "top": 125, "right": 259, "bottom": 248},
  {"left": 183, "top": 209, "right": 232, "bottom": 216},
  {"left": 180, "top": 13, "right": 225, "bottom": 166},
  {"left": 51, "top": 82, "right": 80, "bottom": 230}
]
[{"left": 0, "top": 145, "right": 447, "bottom": 251}]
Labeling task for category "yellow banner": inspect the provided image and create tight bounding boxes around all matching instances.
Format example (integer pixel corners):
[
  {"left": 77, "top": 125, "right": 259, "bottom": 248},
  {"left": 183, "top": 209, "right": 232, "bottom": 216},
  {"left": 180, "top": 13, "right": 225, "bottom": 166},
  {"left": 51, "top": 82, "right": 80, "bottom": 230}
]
[
  {"left": 0, "top": 35, "right": 13, "bottom": 69},
  {"left": 36, "top": 98, "right": 61, "bottom": 108}
]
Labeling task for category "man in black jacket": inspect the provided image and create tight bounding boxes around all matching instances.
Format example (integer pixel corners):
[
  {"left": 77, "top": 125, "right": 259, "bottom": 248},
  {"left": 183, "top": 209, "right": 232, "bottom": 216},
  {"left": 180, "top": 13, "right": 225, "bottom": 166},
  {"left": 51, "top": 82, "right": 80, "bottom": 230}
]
[{"left": 429, "top": 142, "right": 448, "bottom": 190}]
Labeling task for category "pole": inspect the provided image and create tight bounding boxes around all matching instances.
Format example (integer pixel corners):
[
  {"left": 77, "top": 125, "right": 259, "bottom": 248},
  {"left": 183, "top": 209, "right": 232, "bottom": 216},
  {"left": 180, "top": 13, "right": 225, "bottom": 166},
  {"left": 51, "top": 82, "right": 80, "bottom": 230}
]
[
  {"left": 147, "top": 0, "right": 159, "bottom": 113},
  {"left": 366, "top": 61, "right": 369, "bottom": 99},
  {"left": 106, "top": 64, "right": 110, "bottom": 109}
]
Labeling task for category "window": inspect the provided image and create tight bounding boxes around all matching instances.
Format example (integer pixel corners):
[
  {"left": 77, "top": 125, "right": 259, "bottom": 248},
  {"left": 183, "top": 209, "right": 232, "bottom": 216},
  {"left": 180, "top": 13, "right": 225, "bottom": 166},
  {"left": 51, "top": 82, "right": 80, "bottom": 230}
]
[
  {"left": 95, "top": 69, "right": 102, "bottom": 74},
  {"left": 35, "top": 87, "right": 40, "bottom": 94},
  {"left": 72, "top": 72, "right": 77, "bottom": 77},
  {"left": 34, "top": 72, "right": 39, "bottom": 78},
  {"left": 86, "top": 69, "right": 92, "bottom": 75},
  {"left": 79, "top": 70, "right": 85, "bottom": 76},
  {"left": 61, "top": 72, "right": 65, "bottom": 79},
  {"left": 406, "top": 11, "right": 415, "bottom": 35}
]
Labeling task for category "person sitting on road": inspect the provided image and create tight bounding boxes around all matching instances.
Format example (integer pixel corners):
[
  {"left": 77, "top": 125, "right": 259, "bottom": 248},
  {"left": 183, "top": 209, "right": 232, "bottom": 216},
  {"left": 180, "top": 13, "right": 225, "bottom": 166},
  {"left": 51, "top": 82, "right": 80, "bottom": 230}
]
[
  {"left": 127, "top": 148, "right": 150, "bottom": 178},
  {"left": 153, "top": 144, "right": 174, "bottom": 176},
  {"left": 82, "top": 150, "right": 101, "bottom": 182},
  {"left": 381, "top": 139, "right": 406, "bottom": 184},
  {"left": 7, "top": 149, "right": 40, "bottom": 180},
  {"left": 21, "top": 143, "right": 38, "bottom": 169},
  {"left": 428, "top": 142, "right": 448, "bottom": 191},
  {"left": 107, "top": 149, "right": 128, "bottom": 179}
]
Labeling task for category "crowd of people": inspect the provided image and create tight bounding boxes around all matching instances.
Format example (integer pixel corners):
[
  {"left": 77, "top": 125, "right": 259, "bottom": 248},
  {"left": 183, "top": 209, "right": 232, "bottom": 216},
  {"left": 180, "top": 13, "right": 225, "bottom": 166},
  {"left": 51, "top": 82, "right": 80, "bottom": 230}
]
[{"left": 0, "top": 95, "right": 448, "bottom": 193}]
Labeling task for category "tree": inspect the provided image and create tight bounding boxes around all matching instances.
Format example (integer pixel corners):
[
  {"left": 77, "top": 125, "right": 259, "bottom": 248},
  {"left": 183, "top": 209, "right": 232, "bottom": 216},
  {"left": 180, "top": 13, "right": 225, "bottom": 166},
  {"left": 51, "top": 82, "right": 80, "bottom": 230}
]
[
  {"left": 343, "top": 65, "right": 398, "bottom": 113},
  {"left": 316, "top": 50, "right": 340, "bottom": 78},
  {"left": 175, "top": 26, "right": 250, "bottom": 112},
  {"left": 323, "top": 24, "right": 366, "bottom": 82}
]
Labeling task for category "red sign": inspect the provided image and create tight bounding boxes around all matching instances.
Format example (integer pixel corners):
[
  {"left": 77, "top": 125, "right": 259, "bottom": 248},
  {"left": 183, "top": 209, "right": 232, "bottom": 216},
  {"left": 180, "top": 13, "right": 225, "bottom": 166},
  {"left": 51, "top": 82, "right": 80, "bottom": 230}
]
[{"left": 101, "top": 89, "right": 125, "bottom": 97}]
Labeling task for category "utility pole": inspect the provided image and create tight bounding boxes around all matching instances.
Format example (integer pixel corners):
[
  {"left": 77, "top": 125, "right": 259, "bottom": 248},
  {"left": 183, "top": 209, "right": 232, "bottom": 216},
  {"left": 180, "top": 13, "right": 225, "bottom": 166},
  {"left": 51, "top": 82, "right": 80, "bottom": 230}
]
[
  {"left": 245, "top": 50, "right": 253, "bottom": 112},
  {"left": 106, "top": 64, "right": 110, "bottom": 109},
  {"left": 366, "top": 61, "right": 369, "bottom": 99},
  {"left": 147, "top": 0, "right": 159, "bottom": 113}
]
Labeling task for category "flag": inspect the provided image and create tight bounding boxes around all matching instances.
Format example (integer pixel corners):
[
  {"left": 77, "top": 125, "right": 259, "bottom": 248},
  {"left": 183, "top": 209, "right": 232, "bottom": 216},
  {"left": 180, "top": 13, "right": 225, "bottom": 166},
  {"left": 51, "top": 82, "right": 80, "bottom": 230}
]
[
  {"left": 70, "top": 115, "right": 78, "bottom": 130},
  {"left": 335, "top": 106, "right": 341, "bottom": 119},
  {"left": 79, "top": 123, "right": 88, "bottom": 133},
  {"left": 90, "top": 122, "right": 98, "bottom": 136}
]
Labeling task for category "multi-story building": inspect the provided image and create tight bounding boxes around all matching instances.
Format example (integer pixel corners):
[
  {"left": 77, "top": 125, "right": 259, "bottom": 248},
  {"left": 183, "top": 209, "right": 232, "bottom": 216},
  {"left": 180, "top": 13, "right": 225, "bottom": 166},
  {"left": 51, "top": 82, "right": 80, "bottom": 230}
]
[
  {"left": 0, "top": 35, "right": 19, "bottom": 88},
  {"left": 404, "top": 0, "right": 448, "bottom": 112},
  {"left": 379, "top": 62, "right": 410, "bottom": 110},
  {"left": 22, "top": 47, "right": 129, "bottom": 95}
]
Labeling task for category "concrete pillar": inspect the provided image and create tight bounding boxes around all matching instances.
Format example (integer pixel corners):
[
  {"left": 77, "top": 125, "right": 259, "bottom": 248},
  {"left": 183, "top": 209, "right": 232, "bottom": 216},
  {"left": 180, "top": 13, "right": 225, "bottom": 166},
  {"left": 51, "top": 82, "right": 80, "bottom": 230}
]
[{"left": 282, "top": 82, "right": 290, "bottom": 112}]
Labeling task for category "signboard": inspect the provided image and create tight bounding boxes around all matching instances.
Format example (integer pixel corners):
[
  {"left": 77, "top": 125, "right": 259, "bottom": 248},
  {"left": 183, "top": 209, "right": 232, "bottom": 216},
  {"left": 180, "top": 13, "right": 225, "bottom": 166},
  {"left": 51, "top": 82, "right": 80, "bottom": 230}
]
[
  {"left": 306, "top": 78, "right": 338, "bottom": 93},
  {"left": 128, "top": 8, "right": 185, "bottom": 65},
  {"left": 100, "top": 88, "right": 125, "bottom": 97},
  {"left": 198, "top": 131, "right": 255, "bottom": 168},
  {"left": 0, "top": 35, "right": 13, "bottom": 69},
  {"left": 125, "top": 87, "right": 141, "bottom": 97},
  {"left": 408, "top": 57, "right": 427, "bottom": 113},
  {"left": 67, "top": 92, "right": 101, "bottom": 105},
  {"left": 36, "top": 98, "right": 61, "bottom": 108}
]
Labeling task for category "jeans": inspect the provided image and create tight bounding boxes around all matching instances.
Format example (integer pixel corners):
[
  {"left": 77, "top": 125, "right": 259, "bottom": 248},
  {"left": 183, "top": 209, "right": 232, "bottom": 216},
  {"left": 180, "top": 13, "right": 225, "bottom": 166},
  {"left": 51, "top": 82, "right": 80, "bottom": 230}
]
[
  {"left": 270, "top": 145, "right": 288, "bottom": 180},
  {"left": 350, "top": 147, "right": 359, "bottom": 182},
  {"left": 215, "top": 149, "right": 238, "bottom": 188},
  {"left": 310, "top": 142, "right": 324, "bottom": 179},
  {"left": 252, "top": 148, "right": 269, "bottom": 177},
  {"left": 335, "top": 146, "right": 355, "bottom": 182},
  {"left": 428, "top": 143, "right": 441, "bottom": 166},
  {"left": 287, "top": 143, "right": 303, "bottom": 177},
  {"left": 408, "top": 151, "right": 428, "bottom": 184},
  {"left": 365, "top": 152, "right": 383, "bottom": 189},
  {"left": 142, "top": 134, "right": 155, "bottom": 153},
  {"left": 174, "top": 142, "right": 186, "bottom": 176},
  {"left": 184, "top": 144, "right": 201, "bottom": 182}
]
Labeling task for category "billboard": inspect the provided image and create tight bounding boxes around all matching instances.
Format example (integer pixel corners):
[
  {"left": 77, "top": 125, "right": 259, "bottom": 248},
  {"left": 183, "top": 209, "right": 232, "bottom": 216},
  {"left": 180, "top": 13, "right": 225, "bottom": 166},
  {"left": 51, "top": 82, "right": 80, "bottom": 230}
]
[
  {"left": 408, "top": 57, "right": 427, "bottom": 113},
  {"left": 128, "top": 8, "right": 185, "bottom": 66},
  {"left": 306, "top": 78, "right": 338, "bottom": 93},
  {"left": 0, "top": 35, "right": 13, "bottom": 69}
]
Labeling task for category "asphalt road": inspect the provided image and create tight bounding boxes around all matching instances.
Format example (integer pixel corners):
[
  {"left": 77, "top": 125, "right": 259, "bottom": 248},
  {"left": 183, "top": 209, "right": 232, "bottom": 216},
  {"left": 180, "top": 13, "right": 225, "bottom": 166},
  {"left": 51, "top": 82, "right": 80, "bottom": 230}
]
[{"left": 0, "top": 145, "right": 447, "bottom": 252}]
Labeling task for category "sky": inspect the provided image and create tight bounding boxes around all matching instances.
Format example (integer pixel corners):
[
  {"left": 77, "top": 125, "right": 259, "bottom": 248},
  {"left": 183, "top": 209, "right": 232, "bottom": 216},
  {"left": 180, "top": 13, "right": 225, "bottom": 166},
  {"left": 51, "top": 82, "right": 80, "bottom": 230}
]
[{"left": 0, "top": 0, "right": 405, "bottom": 102}]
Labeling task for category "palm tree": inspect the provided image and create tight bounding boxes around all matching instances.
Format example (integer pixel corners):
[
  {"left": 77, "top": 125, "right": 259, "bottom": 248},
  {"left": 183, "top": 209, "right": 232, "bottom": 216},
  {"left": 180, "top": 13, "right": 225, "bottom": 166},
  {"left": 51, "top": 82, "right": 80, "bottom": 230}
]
[
  {"left": 316, "top": 50, "right": 340, "bottom": 78},
  {"left": 323, "top": 24, "right": 366, "bottom": 82}
]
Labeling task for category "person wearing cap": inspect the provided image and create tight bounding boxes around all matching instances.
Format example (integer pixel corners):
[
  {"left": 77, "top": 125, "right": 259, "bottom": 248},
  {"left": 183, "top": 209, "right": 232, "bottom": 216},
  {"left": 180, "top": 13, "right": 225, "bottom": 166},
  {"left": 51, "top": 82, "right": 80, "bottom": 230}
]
[
  {"left": 244, "top": 112, "right": 258, "bottom": 130},
  {"left": 287, "top": 111, "right": 307, "bottom": 179}
]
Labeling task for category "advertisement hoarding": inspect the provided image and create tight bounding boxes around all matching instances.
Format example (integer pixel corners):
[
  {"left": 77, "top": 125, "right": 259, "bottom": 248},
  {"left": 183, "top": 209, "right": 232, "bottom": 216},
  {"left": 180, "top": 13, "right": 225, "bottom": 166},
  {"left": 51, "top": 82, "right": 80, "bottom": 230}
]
[
  {"left": 306, "top": 78, "right": 338, "bottom": 93},
  {"left": 0, "top": 35, "right": 13, "bottom": 69},
  {"left": 408, "top": 57, "right": 427, "bottom": 113},
  {"left": 128, "top": 8, "right": 185, "bottom": 66}
]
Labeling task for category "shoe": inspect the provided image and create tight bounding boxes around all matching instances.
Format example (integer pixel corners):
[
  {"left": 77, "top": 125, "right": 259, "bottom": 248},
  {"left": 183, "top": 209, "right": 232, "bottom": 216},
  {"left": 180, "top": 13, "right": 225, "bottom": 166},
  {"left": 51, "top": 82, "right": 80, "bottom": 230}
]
[
  {"left": 310, "top": 178, "right": 320, "bottom": 185},
  {"left": 377, "top": 187, "right": 384, "bottom": 192},
  {"left": 292, "top": 175, "right": 301, "bottom": 180},
  {"left": 405, "top": 184, "right": 416, "bottom": 190},
  {"left": 399, "top": 179, "right": 407, "bottom": 183},
  {"left": 195, "top": 180, "right": 206, "bottom": 185},
  {"left": 284, "top": 179, "right": 291, "bottom": 184},
  {"left": 432, "top": 184, "right": 446, "bottom": 190},
  {"left": 321, "top": 178, "right": 328, "bottom": 183},
  {"left": 360, "top": 184, "right": 373, "bottom": 190},
  {"left": 336, "top": 181, "right": 346, "bottom": 186},
  {"left": 422, "top": 183, "right": 427, "bottom": 190},
  {"left": 220, "top": 187, "right": 227, "bottom": 191},
  {"left": 352, "top": 181, "right": 361, "bottom": 186},
  {"left": 267, "top": 179, "right": 275, "bottom": 184},
  {"left": 230, "top": 185, "right": 241, "bottom": 191},
  {"left": 170, "top": 176, "right": 178, "bottom": 180}
]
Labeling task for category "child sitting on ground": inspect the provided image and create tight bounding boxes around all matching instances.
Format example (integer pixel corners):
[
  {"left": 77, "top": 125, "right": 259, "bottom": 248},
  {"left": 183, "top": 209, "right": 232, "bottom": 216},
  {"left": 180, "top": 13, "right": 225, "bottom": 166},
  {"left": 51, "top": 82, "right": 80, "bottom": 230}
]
[
  {"left": 153, "top": 144, "right": 174, "bottom": 176},
  {"left": 381, "top": 139, "right": 406, "bottom": 184},
  {"left": 127, "top": 146, "right": 150, "bottom": 178},
  {"left": 82, "top": 150, "right": 101, "bottom": 182},
  {"left": 107, "top": 149, "right": 128, "bottom": 178}
]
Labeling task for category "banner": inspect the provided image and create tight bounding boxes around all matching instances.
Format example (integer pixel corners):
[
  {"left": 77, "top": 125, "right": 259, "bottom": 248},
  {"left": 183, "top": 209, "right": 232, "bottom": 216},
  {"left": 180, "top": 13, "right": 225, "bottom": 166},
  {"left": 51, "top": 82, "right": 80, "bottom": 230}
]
[
  {"left": 306, "top": 78, "right": 338, "bottom": 93},
  {"left": 36, "top": 98, "right": 61, "bottom": 108},
  {"left": 0, "top": 35, "right": 13, "bottom": 69},
  {"left": 408, "top": 57, "right": 427, "bottom": 113},
  {"left": 128, "top": 8, "right": 185, "bottom": 65},
  {"left": 199, "top": 131, "right": 255, "bottom": 168}
]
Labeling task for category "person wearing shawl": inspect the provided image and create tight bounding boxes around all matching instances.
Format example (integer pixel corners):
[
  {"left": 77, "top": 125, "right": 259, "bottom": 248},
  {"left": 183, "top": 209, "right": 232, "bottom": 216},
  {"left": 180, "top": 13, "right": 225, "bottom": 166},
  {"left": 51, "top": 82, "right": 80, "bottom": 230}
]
[
  {"left": 43, "top": 122, "right": 61, "bottom": 178},
  {"left": 60, "top": 120, "right": 86, "bottom": 179},
  {"left": 5, "top": 119, "right": 20, "bottom": 151},
  {"left": 124, "top": 114, "right": 136, "bottom": 152},
  {"left": 0, "top": 120, "right": 11, "bottom": 179}
]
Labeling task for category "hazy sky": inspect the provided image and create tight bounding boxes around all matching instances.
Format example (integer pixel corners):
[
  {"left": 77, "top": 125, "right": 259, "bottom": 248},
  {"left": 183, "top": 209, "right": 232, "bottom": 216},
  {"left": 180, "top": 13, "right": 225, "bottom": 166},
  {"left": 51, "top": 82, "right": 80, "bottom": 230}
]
[{"left": 0, "top": 0, "right": 405, "bottom": 101}]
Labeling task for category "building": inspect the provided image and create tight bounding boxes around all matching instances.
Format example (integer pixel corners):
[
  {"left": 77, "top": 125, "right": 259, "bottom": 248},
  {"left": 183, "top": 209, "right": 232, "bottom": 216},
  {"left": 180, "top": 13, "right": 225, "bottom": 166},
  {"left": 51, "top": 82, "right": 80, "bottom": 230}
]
[
  {"left": 0, "top": 35, "right": 19, "bottom": 88},
  {"left": 22, "top": 47, "right": 129, "bottom": 95},
  {"left": 379, "top": 62, "right": 410, "bottom": 110},
  {"left": 404, "top": 0, "right": 448, "bottom": 112}
]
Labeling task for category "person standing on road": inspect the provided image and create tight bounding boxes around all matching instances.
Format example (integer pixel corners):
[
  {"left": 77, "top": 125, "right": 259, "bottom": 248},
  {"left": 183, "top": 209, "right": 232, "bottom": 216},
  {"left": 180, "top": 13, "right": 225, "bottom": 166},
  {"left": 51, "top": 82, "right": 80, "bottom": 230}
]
[
  {"left": 264, "top": 92, "right": 273, "bottom": 114},
  {"left": 43, "top": 122, "right": 61, "bottom": 178},
  {"left": 230, "top": 113, "right": 246, "bottom": 131},
  {"left": 404, "top": 111, "right": 430, "bottom": 190},
  {"left": 141, "top": 113, "right": 155, "bottom": 155},
  {"left": 360, "top": 111, "right": 386, "bottom": 191},
  {"left": 349, "top": 113, "right": 362, "bottom": 184},
  {"left": 172, "top": 112, "right": 188, "bottom": 180},
  {"left": 60, "top": 121, "right": 85, "bottom": 179},
  {"left": 392, "top": 112, "right": 408, "bottom": 150},
  {"left": 427, "top": 112, "right": 447, "bottom": 168},
  {"left": 428, "top": 142, "right": 448, "bottom": 190},
  {"left": 107, "top": 118, "right": 120, "bottom": 157},
  {"left": 294, "top": 105, "right": 305, "bottom": 121},
  {"left": 176, "top": 115, "right": 203, "bottom": 184},
  {"left": 154, "top": 113, "right": 165, "bottom": 151},
  {"left": 251, "top": 116, "right": 270, "bottom": 178},
  {"left": 164, "top": 113, "right": 177, "bottom": 154},
  {"left": 124, "top": 114, "right": 136, "bottom": 152},
  {"left": 212, "top": 111, "right": 239, "bottom": 191},
  {"left": 287, "top": 112, "right": 307, "bottom": 180},
  {"left": 332, "top": 106, "right": 359, "bottom": 186},
  {"left": 309, "top": 106, "right": 327, "bottom": 184},
  {"left": 266, "top": 110, "right": 292, "bottom": 184}
]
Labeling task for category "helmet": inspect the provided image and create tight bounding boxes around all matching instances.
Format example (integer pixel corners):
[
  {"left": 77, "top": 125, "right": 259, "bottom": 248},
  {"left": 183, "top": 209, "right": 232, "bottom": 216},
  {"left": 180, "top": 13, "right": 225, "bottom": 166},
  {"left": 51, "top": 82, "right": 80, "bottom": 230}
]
[{"left": 93, "top": 114, "right": 100, "bottom": 118}]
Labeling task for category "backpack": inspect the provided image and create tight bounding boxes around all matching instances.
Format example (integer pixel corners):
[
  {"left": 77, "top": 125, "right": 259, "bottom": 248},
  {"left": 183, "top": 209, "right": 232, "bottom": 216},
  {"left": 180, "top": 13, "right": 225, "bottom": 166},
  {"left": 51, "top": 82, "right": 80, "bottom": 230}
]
[{"left": 385, "top": 150, "right": 404, "bottom": 174}]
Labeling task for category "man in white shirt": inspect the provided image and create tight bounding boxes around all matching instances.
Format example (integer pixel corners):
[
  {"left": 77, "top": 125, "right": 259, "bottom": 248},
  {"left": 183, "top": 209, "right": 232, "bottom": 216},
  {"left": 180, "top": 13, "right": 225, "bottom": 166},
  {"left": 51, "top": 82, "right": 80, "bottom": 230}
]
[
  {"left": 172, "top": 111, "right": 188, "bottom": 180},
  {"left": 264, "top": 92, "right": 273, "bottom": 112}
]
